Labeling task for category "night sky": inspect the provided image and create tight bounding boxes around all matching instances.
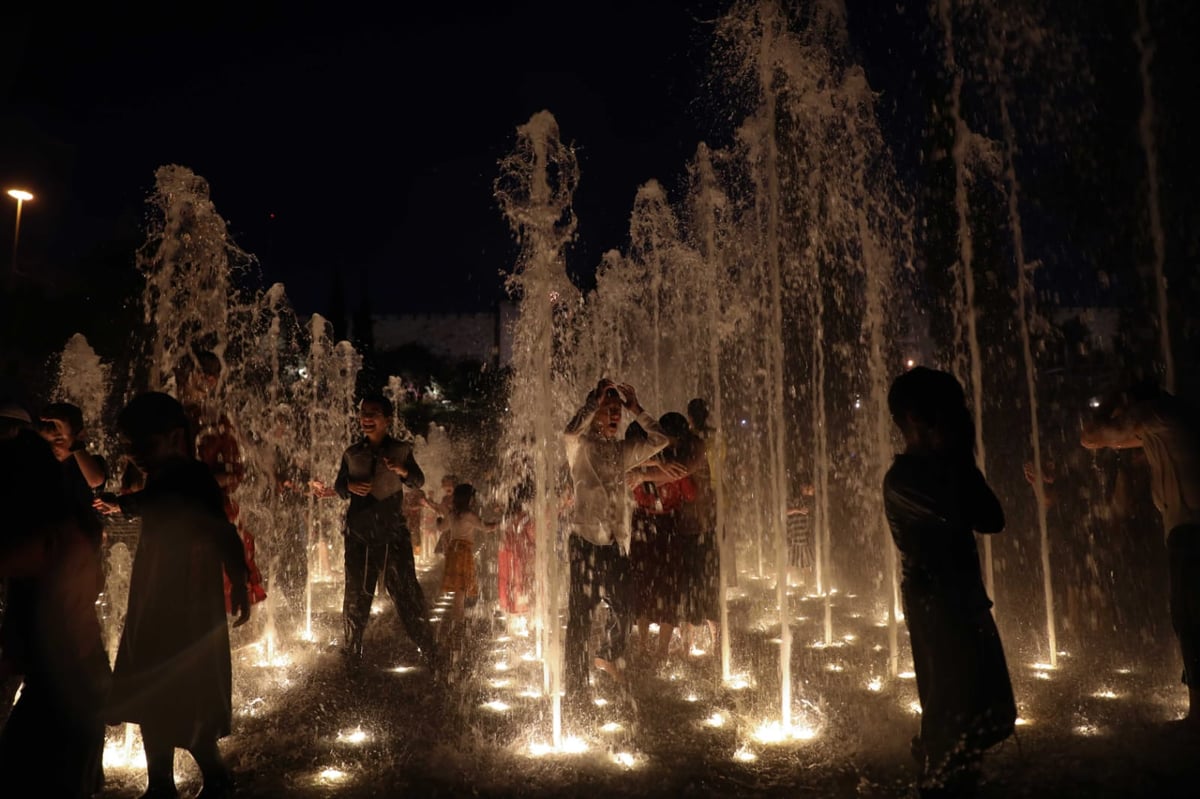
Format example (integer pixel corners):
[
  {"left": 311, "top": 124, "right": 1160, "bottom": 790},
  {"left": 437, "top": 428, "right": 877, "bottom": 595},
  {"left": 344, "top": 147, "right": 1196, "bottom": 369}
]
[
  {"left": 2, "top": 1, "right": 1197, "bottom": 335},
  {"left": 1, "top": 1, "right": 730, "bottom": 319}
]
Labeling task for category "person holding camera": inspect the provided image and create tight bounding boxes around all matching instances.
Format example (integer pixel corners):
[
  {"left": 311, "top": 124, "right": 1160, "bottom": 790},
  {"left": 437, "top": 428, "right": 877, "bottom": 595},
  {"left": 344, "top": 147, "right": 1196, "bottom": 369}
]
[{"left": 562, "top": 379, "right": 671, "bottom": 703}]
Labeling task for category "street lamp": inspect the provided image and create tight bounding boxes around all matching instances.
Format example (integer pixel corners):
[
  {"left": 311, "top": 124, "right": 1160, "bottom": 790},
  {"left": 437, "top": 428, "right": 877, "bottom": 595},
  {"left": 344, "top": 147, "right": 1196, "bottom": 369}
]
[{"left": 7, "top": 188, "right": 33, "bottom": 275}]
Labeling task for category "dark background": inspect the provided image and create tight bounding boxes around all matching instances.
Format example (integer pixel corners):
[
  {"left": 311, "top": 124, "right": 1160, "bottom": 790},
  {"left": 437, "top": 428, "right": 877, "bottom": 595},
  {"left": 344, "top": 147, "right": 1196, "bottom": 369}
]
[{"left": 0, "top": 1, "right": 730, "bottom": 321}]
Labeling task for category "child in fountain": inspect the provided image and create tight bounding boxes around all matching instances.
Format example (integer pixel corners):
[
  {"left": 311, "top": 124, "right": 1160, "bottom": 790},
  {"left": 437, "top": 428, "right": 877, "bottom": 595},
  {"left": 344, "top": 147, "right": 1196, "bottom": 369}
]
[
  {"left": 1081, "top": 378, "right": 1200, "bottom": 726},
  {"left": 562, "top": 379, "right": 671, "bottom": 699},
  {"left": 175, "top": 351, "right": 267, "bottom": 612},
  {"left": 327, "top": 395, "right": 439, "bottom": 669},
  {"left": 437, "top": 483, "right": 498, "bottom": 626},
  {"left": 884, "top": 367, "right": 1015, "bottom": 797},
  {"left": 98, "top": 391, "right": 251, "bottom": 799}
]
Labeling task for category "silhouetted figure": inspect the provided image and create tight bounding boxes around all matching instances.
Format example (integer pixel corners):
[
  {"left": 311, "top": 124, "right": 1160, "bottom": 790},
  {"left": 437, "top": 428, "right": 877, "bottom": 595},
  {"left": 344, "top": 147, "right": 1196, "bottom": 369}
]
[
  {"left": 1082, "top": 379, "right": 1200, "bottom": 725},
  {"left": 884, "top": 367, "right": 1015, "bottom": 797},
  {"left": 98, "top": 392, "right": 250, "bottom": 799},
  {"left": 0, "top": 429, "right": 110, "bottom": 798}
]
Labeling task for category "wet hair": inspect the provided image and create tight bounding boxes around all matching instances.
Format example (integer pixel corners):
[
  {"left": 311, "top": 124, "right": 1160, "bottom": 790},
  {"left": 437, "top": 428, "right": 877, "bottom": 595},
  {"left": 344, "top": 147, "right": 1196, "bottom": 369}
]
[
  {"left": 117, "top": 392, "right": 191, "bottom": 443},
  {"left": 887, "top": 367, "right": 974, "bottom": 458},
  {"left": 40, "top": 401, "right": 84, "bottom": 435},
  {"left": 360, "top": 394, "right": 394, "bottom": 417},
  {"left": 624, "top": 420, "right": 647, "bottom": 442},
  {"left": 451, "top": 482, "right": 475, "bottom": 516},
  {"left": 687, "top": 397, "right": 710, "bottom": 431},
  {"left": 659, "top": 412, "right": 692, "bottom": 441}
]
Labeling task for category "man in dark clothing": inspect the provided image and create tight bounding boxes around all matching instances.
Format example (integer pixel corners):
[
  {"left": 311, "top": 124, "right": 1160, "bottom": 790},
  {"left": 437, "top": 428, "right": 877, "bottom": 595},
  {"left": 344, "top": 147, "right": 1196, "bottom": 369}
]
[
  {"left": 96, "top": 392, "right": 250, "bottom": 799},
  {"left": 1082, "top": 380, "right": 1200, "bottom": 726},
  {"left": 327, "top": 395, "right": 437, "bottom": 668}
]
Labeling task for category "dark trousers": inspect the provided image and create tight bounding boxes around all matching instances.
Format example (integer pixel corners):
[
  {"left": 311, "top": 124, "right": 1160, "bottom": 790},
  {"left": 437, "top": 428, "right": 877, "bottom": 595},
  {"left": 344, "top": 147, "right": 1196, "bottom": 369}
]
[
  {"left": 343, "top": 528, "right": 436, "bottom": 664},
  {"left": 565, "top": 536, "right": 631, "bottom": 697},
  {"left": 1168, "top": 524, "right": 1200, "bottom": 687},
  {"left": 903, "top": 585, "right": 1015, "bottom": 786}
]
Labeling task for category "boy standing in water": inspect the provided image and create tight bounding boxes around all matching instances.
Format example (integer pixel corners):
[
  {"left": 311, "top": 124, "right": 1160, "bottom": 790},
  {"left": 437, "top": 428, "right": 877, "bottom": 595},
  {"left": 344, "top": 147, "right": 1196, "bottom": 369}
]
[{"left": 322, "top": 395, "right": 438, "bottom": 670}]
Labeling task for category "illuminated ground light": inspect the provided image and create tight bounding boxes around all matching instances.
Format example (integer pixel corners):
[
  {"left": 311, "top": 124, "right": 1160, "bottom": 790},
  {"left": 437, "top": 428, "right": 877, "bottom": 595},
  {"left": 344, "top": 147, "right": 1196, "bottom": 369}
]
[
  {"left": 825, "top": 663, "right": 845, "bottom": 673},
  {"left": 752, "top": 720, "right": 819, "bottom": 744},
  {"left": 842, "top": 633, "right": 857, "bottom": 643},
  {"left": 1015, "top": 717, "right": 1030, "bottom": 726},
  {"left": 494, "top": 661, "right": 510, "bottom": 671},
  {"left": 482, "top": 700, "right": 511, "bottom": 712},
  {"left": 521, "top": 650, "right": 538, "bottom": 662},
  {"left": 490, "top": 678, "right": 513, "bottom": 689},
  {"left": 733, "top": 745, "right": 758, "bottom": 762},
  {"left": 690, "top": 646, "right": 708, "bottom": 656},
  {"left": 795, "top": 615, "right": 809, "bottom": 623},
  {"left": 336, "top": 727, "right": 370, "bottom": 745},
  {"left": 725, "top": 674, "right": 753, "bottom": 690},
  {"left": 1115, "top": 667, "right": 1133, "bottom": 675},
  {"left": 601, "top": 722, "right": 623, "bottom": 733},
  {"left": 898, "top": 670, "right": 916, "bottom": 680},
  {"left": 705, "top": 712, "right": 727, "bottom": 728},
  {"left": 1092, "top": 689, "right": 1120, "bottom": 700},
  {"left": 684, "top": 693, "right": 700, "bottom": 703},
  {"left": 518, "top": 687, "right": 542, "bottom": 698},
  {"left": 391, "top": 665, "right": 417, "bottom": 674},
  {"left": 495, "top": 635, "right": 513, "bottom": 643},
  {"left": 316, "top": 768, "right": 349, "bottom": 784},
  {"left": 866, "top": 677, "right": 883, "bottom": 692},
  {"left": 297, "top": 627, "right": 317, "bottom": 642},
  {"left": 611, "top": 751, "right": 639, "bottom": 768},
  {"left": 1074, "top": 723, "right": 1102, "bottom": 737},
  {"left": 528, "top": 737, "right": 588, "bottom": 757},
  {"left": 593, "top": 697, "right": 609, "bottom": 707},
  {"left": 1030, "top": 662, "right": 1055, "bottom": 672},
  {"left": 768, "top": 637, "right": 783, "bottom": 645}
]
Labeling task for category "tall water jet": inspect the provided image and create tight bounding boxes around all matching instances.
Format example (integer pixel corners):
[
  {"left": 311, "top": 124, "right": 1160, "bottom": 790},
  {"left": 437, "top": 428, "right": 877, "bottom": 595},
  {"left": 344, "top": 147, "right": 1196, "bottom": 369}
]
[
  {"left": 304, "top": 314, "right": 361, "bottom": 639},
  {"left": 714, "top": 0, "right": 915, "bottom": 686},
  {"left": 938, "top": 0, "right": 994, "bottom": 604},
  {"left": 495, "top": 110, "right": 580, "bottom": 748},
  {"left": 1135, "top": 0, "right": 1173, "bottom": 393},
  {"left": 992, "top": 54, "right": 1056, "bottom": 666},
  {"left": 689, "top": 143, "right": 735, "bottom": 681}
]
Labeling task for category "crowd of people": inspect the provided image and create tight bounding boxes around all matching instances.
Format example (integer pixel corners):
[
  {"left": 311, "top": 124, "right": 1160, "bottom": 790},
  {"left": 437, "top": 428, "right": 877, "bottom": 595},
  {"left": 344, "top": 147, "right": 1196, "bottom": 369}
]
[{"left": 0, "top": 357, "right": 1197, "bottom": 799}]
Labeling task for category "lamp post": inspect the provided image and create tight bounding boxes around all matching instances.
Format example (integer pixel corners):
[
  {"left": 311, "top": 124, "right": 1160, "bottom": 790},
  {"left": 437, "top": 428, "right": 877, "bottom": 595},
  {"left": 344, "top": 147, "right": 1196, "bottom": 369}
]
[{"left": 7, "top": 188, "right": 33, "bottom": 275}]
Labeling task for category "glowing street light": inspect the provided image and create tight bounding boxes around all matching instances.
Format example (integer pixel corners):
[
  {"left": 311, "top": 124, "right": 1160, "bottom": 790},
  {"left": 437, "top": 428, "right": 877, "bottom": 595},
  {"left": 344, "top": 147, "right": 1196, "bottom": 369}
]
[{"left": 6, "top": 188, "right": 33, "bottom": 275}]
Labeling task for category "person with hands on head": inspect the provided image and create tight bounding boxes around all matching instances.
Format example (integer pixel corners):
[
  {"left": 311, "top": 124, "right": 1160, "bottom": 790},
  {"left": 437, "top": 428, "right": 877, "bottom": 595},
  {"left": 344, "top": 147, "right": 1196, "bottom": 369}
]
[
  {"left": 1081, "top": 378, "right": 1200, "bottom": 726},
  {"left": 96, "top": 391, "right": 249, "bottom": 799},
  {"left": 562, "top": 378, "right": 669, "bottom": 702}
]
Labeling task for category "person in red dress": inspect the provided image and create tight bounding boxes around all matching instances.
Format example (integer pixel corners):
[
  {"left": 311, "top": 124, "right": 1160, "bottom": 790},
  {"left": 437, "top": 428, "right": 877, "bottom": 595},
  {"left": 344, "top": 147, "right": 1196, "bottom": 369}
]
[{"left": 176, "top": 352, "right": 267, "bottom": 611}]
